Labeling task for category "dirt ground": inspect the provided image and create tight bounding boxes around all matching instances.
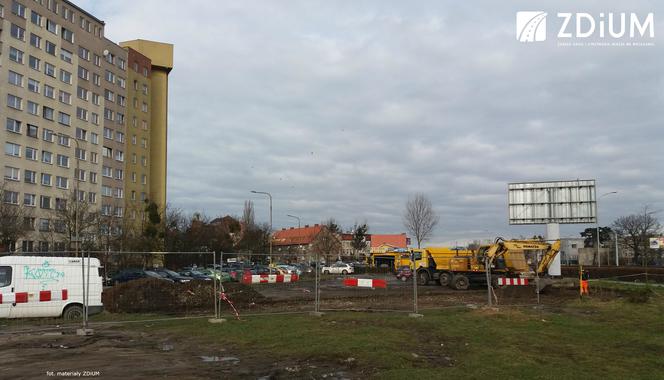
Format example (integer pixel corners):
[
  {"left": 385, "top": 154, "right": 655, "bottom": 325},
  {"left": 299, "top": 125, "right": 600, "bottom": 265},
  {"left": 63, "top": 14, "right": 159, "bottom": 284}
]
[{"left": 0, "top": 325, "right": 372, "bottom": 380}]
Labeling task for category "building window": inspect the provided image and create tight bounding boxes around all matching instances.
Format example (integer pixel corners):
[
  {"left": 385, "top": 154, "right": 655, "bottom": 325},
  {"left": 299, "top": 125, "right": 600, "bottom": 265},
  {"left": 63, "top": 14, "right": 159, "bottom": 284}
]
[
  {"left": 42, "top": 128, "right": 54, "bottom": 142},
  {"left": 60, "top": 48, "right": 73, "bottom": 63},
  {"left": 40, "top": 196, "right": 52, "bottom": 209},
  {"left": 90, "top": 132, "right": 99, "bottom": 144},
  {"left": 78, "top": 66, "right": 89, "bottom": 80},
  {"left": 8, "top": 71, "right": 24, "bottom": 87},
  {"left": 56, "top": 154, "right": 69, "bottom": 167},
  {"left": 59, "top": 69, "right": 72, "bottom": 84},
  {"left": 77, "top": 86, "right": 89, "bottom": 101},
  {"left": 58, "top": 112, "right": 71, "bottom": 126},
  {"left": 41, "top": 150, "right": 53, "bottom": 164},
  {"left": 88, "top": 192, "right": 97, "bottom": 204},
  {"left": 91, "top": 113, "right": 100, "bottom": 125},
  {"left": 90, "top": 152, "right": 98, "bottom": 163},
  {"left": 10, "top": 24, "right": 26, "bottom": 41},
  {"left": 104, "top": 89, "right": 114, "bottom": 102},
  {"left": 46, "top": 19, "right": 57, "bottom": 34},
  {"left": 115, "top": 150, "right": 124, "bottom": 162},
  {"left": 105, "top": 70, "right": 115, "bottom": 83},
  {"left": 45, "top": 62, "right": 56, "bottom": 77},
  {"left": 27, "top": 124, "right": 38, "bottom": 138},
  {"left": 78, "top": 47, "right": 90, "bottom": 61},
  {"left": 27, "top": 101, "right": 39, "bottom": 116},
  {"left": 29, "top": 56, "right": 41, "bottom": 71},
  {"left": 74, "top": 148, "right": 86, "bottom": 160},
  {"left": 61, "top": 27, "right": 74, "bottom": 43},
  {"left": 44, "top": 85, "right": 55, "bottom": 99},
  {"left": 3, "top": 190, "right": 19, "bottom": 205},
  {"left": 58, "top": 134, "right": 70, "bottom": 147},
  {"left": 101, "top": 185, "right": 112, "bottom": 197},
  {"left": 24, "top": 170, "right": 36, "bottom": 184},
  {"left": 75, "top": 127, "right": 87, "bottom": 140},
  {"left": 93, "top": 73, "right": 101, "bottom": 86},
  {"left": 41, "top": 173, "right": 52, "bottom": 186},
  {"left": 43, "top": 107, "right": 55, "bottom": 121},
  {"left": 5, "top": 142, "right": 21, "bottom": 157},
  {"left": 6, "top": 118, "right": 21, "bottom": 134},
  {"left": 7, "top": 94, "right": 23, "bottom": 110},
  {"left": 58, "top": 90, "right": 71, "bottom": 105},
  {"left": 55, "top": 176, "right": 68, "bottom": 189},
  {"left": 12, "top": 1, "right": 26, "bottom": 18},
  {"left": 104, "top": 109, "right": 114, "bottom": 121},
  {"left": 29, "top": 33, "right": 41, "bottom": 48},
  {"left": 76, "top": 107, "right": 88, "bottom": 121},
  {"left": 102, "top": 166, "right": 112, "bottom": 178},
  {"left": 9, "top": 47, "right": 24, "bottom": 63},
  {"left": 89, "top": 172, "right": 97, "bottom": 184},
  {"left": 28, "top": 78, "right": 40, "bottom": 93},
  {"left": 74, "top": 169, "right": 85, "bottom": 181},
  {"left": 24, "top": 193, "right": 36, "bottom": 207},
  {"left": 25, "top": 147, "right": 37, "bottom": 161},
  {"left": 4, "top": 166, "right": 20, "bottom": 181},
  {"left": 31, "top": 10, "right": 43, "bottom": 26},
  {"left": 45, "top": 40, "right": 57, "bottom": 55},
  {"left": 39, "top": 219, "right": 50, "bottom": 232}
]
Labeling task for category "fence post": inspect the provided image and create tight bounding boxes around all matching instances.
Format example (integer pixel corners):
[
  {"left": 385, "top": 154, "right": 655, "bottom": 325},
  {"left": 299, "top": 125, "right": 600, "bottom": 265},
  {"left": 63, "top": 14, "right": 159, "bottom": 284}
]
[
  {"left": 410, "top": 250, "right": 422, "bottom": 318},
  {"left": 485, "top": 256, "right": 492, "bottom": 307},
  {"left": 213, "top": 251, "right": 218, "bottom": 319}
]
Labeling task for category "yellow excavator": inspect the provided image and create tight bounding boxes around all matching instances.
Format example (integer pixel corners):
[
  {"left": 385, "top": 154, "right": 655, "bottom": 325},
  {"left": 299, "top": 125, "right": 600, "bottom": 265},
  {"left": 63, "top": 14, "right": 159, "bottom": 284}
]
[{"left": 412, "top": 238, "right": 561, "bottom": 291}]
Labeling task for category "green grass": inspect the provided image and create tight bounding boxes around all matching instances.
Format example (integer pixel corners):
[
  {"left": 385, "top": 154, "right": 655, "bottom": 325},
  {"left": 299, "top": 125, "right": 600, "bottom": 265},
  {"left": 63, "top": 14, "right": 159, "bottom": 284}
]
[{"left": 111, "top": 297, "right": 664, "bottom": 380}]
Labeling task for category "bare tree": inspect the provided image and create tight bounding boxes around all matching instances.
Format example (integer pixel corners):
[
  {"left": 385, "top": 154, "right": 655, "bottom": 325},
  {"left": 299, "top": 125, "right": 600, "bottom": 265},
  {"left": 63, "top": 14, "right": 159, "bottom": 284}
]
[
  {"left": 242, "top": 200, "right": 255, "bottom": 228},
  {"left": 403, "top": 193, "right": 439, "bottom": 248},
  {"left": 351, "top": 222, "right": 369, "bottom": 260},
  {"left": 613, "top": 206, "right": 661, "bottom": 265},
  {"left": 311, "top": 225, "right": 341, "bottom": 264},
  {"left": 55, "top": 190, "right": 99, "bottom": 254},
  {"left": 0, "top": 182, "right": 29, "bottom": 252}
]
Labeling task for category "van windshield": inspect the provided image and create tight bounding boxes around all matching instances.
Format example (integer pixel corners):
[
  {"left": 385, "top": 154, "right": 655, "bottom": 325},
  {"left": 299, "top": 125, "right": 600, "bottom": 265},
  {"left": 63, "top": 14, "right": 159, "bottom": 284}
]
[{"left": 0, "top": 266, "right": 12, "bottom": 287}]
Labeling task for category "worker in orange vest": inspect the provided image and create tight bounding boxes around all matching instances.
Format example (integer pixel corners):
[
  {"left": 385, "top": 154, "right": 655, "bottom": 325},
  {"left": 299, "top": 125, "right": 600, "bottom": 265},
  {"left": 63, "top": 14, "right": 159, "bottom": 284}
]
[{"left": 580, "top": 269, "right": 590, "bottom": 296}]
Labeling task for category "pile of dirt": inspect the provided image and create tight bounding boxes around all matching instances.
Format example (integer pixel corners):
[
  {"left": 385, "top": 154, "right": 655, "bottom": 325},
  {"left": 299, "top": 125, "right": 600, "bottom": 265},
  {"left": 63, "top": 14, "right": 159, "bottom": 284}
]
[{"left": 102, "top": 280, "right": 265, "bottom": 313}]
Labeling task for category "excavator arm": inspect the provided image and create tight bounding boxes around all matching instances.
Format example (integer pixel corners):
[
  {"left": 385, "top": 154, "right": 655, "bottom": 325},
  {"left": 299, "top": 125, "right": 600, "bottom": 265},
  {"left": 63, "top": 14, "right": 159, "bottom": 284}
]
[{"left": 484, "top": 239, "right": 561, "bottom": 274}]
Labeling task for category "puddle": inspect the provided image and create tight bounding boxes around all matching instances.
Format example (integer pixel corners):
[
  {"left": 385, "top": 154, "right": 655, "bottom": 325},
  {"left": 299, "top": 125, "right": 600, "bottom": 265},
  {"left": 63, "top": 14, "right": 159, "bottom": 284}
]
[{"left": 200, "top": 356, "right": 240, "bottom": 364}]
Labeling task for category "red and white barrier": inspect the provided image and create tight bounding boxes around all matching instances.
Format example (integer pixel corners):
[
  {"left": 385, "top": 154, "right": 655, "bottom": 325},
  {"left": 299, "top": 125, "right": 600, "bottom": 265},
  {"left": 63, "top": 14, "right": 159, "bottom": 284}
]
[
  {"left": 343, "top": 278, "right": 387, "bottom": 289},
  {"left": 242, "top": 274, "right": 299, "bottom": 284},
  {"left": 0, "top": 289, "right": 68, "bottom": 304},
  {"left": 497, "top": 278, "right": 529, "bottom": 286}
]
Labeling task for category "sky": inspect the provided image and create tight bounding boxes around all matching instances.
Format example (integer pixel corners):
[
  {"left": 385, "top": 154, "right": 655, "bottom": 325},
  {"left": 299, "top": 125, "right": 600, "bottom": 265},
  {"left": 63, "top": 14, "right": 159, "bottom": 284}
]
[{"left": 74, "top": 0, "right": 664, "bottom": 245}]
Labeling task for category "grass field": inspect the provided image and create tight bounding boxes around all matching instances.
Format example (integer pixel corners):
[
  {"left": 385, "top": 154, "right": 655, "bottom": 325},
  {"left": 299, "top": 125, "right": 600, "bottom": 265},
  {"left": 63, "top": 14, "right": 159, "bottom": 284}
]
[{"left": 118, "top": 290, "right": 664, "bottom": 379}]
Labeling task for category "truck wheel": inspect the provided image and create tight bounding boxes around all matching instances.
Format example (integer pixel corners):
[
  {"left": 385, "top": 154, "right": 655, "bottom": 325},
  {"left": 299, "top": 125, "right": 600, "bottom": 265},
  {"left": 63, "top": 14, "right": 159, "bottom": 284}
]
[
  {"left": 439, "top": 272, "right": 452, "bottom": 287},
  {"left": 417, "top": 271, "right": 430, "bottom": 286},
  {"left": 452, "top": 274, "right": 470, "bottom": 291},
  {"left": 401, "top": 276, "right": 407, "bottom": 282},
  {"left": 63, "top": 304, "right": 84, "bottom": 321}
]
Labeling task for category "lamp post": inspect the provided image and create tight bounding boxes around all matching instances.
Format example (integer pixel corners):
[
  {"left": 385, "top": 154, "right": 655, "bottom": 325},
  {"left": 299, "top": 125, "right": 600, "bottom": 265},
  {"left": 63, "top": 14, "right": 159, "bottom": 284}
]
[
  {"left": 59, "top": 133, "right": 88, "bottom": 330},
  {"left": 251, "top": 190, "right": 272, "bottom": 264},
  {"left": 596, "top": 191, "right": 617, "bottom": 267},
  {"left": 287, "top": 214, "right": 301, "bottom": 228}
]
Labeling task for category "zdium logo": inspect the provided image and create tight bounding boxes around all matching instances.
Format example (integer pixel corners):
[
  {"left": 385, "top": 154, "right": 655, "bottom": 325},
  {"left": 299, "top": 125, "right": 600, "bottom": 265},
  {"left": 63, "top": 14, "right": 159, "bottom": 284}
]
[{"left": 516, "top": 11, "right": 547, "bottom": 42}]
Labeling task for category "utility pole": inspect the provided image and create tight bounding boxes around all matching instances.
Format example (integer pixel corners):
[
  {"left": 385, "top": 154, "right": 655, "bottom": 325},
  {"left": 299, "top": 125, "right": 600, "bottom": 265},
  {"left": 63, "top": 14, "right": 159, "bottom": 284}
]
[{"left": 251, "top": 191, "right": 272, "bottom": 264}]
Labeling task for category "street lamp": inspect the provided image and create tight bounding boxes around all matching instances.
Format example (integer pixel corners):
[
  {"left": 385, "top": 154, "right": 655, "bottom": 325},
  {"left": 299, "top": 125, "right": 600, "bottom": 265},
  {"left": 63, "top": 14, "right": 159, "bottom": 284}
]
[
  {"left": 287, "top": 214, "right": 301, "bottom": 228},
  {"left": 59, "top": 133, "right": 88, "bottom": 330},
  {"left": 597, "top": 191, "right": 617, "bottom": 267},
  {"left": 251, "top": 190, "right": 272, "bottom": 264}
]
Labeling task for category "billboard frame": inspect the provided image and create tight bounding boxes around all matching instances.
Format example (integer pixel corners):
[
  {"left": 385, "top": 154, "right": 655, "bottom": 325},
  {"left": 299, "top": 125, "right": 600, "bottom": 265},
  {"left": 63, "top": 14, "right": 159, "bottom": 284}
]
[{"left": 508, "top": 179, "right": 597, "bottom": 225}]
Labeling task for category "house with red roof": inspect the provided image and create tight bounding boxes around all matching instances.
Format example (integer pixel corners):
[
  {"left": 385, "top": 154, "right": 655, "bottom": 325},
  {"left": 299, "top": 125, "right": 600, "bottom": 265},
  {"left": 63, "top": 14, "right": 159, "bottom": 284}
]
[
  {"left": 272, "top": 224, "right": 325, "bottom": 260},
  {"left": 368, "top": 233, "right": 410, "bottom": 253}
]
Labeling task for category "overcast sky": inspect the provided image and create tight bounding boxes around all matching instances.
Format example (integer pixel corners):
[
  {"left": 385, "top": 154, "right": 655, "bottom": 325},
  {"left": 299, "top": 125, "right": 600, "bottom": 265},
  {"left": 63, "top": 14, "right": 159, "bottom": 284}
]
[{"left": 75, "top": 0, "right": 664, "bottom": 245}]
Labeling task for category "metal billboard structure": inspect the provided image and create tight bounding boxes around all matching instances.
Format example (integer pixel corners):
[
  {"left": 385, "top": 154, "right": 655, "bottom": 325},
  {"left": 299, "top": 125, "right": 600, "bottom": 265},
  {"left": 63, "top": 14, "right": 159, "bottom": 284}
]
[
  {"left": 507, "top": 180, "right": 597, "bottom": 276},
  {"left": 508, "top": 180, "right": 597, "bottom": 225}
]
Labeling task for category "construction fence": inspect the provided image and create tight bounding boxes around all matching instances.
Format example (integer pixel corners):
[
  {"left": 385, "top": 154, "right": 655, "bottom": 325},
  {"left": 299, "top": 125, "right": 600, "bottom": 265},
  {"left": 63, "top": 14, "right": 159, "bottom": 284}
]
[{"left": 2, "top": 251, "right": 662, "bottom": 334}]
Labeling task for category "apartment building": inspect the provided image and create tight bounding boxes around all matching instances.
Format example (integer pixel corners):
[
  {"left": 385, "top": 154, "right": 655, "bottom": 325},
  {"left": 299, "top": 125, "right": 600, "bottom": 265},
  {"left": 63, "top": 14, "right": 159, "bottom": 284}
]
[{"left": 0, "top": 0, "right": 172, "bottom": 252}]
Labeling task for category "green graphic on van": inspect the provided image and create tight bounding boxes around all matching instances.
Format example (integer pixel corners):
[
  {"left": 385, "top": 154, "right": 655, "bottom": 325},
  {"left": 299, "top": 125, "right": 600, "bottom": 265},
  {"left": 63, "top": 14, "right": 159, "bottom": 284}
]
[{"left": 23, "top": 261, "right": 65, "bottom": 289}]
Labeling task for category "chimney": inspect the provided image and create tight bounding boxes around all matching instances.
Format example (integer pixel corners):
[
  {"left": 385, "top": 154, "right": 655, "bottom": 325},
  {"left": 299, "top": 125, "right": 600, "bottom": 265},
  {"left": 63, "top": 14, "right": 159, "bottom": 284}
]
[
  {"left": 305, "top": 225, "right": 310, "bottom": 228},
  {"left": 314, "top": 224, "right": 319, "bottom": 227},
  {"left": 290, "top": 227, "right": 294, "bottom": 230}
]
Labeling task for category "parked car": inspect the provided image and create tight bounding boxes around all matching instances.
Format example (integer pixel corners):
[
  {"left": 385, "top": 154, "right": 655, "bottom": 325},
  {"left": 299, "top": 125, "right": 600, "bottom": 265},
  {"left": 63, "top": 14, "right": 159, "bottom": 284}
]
[
  {"left": 179, "top": 270, "right": 213, "bottom": 281},
  {"left": 152, "top": 268, "right": 193, "bottom": 284},
  {"left": 199, "top": 268, "right": 233, "bottom": 282},
  {"left": 276, "top": 264, "right": 302, "bottom": 275},
  {"left": 321, "top": 263, "right": 354, "bottom": 275},
  {"left": 395, "top": 266, "right": 413, "bottom": 282},
  {"left": 110, "top": 269, "right": 174, "bottom": 285}
]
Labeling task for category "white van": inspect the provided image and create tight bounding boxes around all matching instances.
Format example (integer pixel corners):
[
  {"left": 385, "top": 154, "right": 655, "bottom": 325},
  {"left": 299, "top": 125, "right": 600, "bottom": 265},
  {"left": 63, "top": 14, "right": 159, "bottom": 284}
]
[{"left": 0, "top": 256, "right": 103, "bottom": 319}]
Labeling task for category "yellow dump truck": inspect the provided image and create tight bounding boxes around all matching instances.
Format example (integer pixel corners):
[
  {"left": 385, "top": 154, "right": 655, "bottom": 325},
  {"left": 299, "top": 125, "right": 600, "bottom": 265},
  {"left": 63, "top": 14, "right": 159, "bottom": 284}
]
[{"left": 412, "top": 239, "right": 561, "bottom": 290}]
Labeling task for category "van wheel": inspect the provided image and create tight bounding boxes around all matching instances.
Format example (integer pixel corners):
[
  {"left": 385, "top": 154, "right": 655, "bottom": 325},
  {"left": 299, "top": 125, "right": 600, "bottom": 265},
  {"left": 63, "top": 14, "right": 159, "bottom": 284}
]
[
  {"left": 63, "top": 304, "right": 84, "bottom": 321},
  {"left": 342, "top": 270, "right": 348, "bottom": 275},
  {"left": 452, "top": 274, "right": 470, "bottom": 291},
  {"left": 439, "top": 272, "right": 452, "bottom": 287},
  {"left": 324, "top": 270, "right": 329, "bottom": 274}
]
